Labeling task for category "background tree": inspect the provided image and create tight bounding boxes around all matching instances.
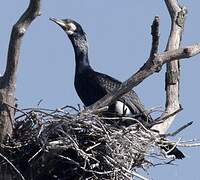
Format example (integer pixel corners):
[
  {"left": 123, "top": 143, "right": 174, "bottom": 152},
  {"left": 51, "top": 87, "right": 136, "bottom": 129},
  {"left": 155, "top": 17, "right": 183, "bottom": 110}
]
[{"left": 0, "top": 0, "right": 41, "bottom": 142}]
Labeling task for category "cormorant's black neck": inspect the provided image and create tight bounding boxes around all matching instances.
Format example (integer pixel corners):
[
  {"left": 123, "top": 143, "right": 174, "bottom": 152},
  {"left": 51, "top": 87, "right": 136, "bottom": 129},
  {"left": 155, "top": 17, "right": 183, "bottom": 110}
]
[{"left": 69, "top": 35, "right": 92, "bottom": 73}]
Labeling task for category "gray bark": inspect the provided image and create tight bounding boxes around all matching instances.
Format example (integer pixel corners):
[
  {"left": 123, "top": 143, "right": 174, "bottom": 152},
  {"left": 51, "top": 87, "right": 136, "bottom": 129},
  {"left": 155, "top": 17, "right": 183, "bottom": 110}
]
[{"left": 0, "top": 0, "right": 41, "bottom": 142}]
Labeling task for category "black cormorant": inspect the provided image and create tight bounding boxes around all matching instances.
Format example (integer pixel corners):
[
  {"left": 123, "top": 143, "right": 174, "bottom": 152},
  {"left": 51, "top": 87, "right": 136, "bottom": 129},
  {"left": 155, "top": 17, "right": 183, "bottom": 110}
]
[
  {"left": 50, "top": 18, "right": 185, "bottom": 159},
  {"left": 50, "top": 18, "right": 150, "bottom": 121}
]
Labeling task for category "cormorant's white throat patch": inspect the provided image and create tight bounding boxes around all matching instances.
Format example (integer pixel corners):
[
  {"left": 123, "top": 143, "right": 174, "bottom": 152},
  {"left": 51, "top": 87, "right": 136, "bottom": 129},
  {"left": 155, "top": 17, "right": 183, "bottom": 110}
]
[
  {"left": 67, "top": 22, "right": 77, "bottom": 35},
  {"left": 115, "top": 101, "right": 132, "bottom": 115}
]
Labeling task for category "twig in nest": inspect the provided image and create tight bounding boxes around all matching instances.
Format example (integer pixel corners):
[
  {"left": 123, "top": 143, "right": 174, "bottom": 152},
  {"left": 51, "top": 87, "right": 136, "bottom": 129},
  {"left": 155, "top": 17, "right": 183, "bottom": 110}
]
[
  {"left": 0, "top": 152, "right": 25, "bottom": 180},
  {"left": 152, "top": 158, "right": 176, "bottom": 167},
  {"left": 150, "top": 107, "right": 183, "bottom": 128},
  {"left": 155, "top": 107, "right": 183, "bottom": 122},
  {"left": 96, "top": 119, "right": 112, "bottom": 141},
  {"left": 60, "top": 105, "right": 80, "bottom": 112},
  {"left": 86, "top": 142, "right": 101, "bottom": 152},
  {"left": 176, "top": 142, "right": 200, "bottom": 147},
  {"left": 87, "top": 106, "right": 109, "bottom": 114},
  {"left": 105, "top": 155, "right": 149, "bottom": 180},
  {"left": 28, "top": 148, "right": 43, "bottom": 163},
  {"left": 162, "top": 121, "right": 193, "bottom": 137},
  {"left": 165, "top": 138, "right": 181, "bottom": 157},
  {"left": 4, "top": 102, "right": 32, "bottom": 122}
]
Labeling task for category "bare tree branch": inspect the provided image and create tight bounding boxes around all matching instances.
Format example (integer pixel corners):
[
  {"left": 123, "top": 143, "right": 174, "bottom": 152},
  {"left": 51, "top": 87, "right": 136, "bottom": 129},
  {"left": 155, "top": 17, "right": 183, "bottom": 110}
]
[
  {"left": 0, "top": 152, "right": 25, "bottom": 180},
  {"left": 0, "top": 0, "right": 41, "bottom": 142},
  {"left": 164, "top": 121, "right": 193, "bottom": 137},
  {"left": 85, "top": 0, "right": 192, "bottom": 137},
  {"left": 148, "top": 107, "right": 183, "bottom": 128},
  {"left": 4, "top": 0, "right": 41, "bottom": 83},
  {"left": 86, "top": 43, "right": 200, "bottom": 113},
  {"left": 152, "top": 0, "right": 187, "bottom": 133},
  {"left": 150, "top": 16, "right": 160, "bottom": 59}
]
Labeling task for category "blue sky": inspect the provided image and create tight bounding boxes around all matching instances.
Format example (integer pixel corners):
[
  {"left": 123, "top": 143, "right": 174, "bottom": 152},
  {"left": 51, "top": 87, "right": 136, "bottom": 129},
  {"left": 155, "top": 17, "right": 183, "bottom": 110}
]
[{"left": 0, "top": 1, "right": 200, "bottom": 179}]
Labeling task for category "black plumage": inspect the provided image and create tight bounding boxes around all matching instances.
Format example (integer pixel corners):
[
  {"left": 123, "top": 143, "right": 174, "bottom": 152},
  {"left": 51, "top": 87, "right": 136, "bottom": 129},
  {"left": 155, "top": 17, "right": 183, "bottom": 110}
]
[
  {"left": 50, "top": 18, "right": 185, "bottom": 159},
  {"left": 50, "top": 18, "right": 150, "bottom": 121},
  {"left": 162, "top": 144, "right": 185, "bottom": 159},
  {"left": 75, "top": 69, "right": 150, "bottom": 118}
]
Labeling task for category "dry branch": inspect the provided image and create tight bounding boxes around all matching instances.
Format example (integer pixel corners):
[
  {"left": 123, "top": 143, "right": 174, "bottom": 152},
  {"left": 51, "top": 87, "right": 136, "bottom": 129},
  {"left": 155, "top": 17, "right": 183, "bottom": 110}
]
[
  {"left": 86, "top": 0, "right": 198, "bottom": 137},
  {"left": 86, "top": 43, "right": 200, "bottom": 114},
  {"left": 0, "top": 0, "right": 41, "bottom": 142},
  {"left": 152, "top": 0, "right": 187, "bottom": 133},
  {"left": 150, "top": 16, "right": 160, "bottom": 59}
]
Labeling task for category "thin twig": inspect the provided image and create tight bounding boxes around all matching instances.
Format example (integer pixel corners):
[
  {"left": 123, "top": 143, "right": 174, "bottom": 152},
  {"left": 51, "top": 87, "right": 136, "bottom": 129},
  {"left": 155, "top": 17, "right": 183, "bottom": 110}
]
[
  {"left": 151, "top": 107, "right": 183, "bottom": 128},
  {"left": 86, "top": 142, "right": 101, "bottom": 152},
  {"left": 28, "top": 148, "right": 43, "bottom": 163},
  {"left": 163, "top": 121, "right": 193, "bottom": 137},
  {"left": 165, "top": 138, "right": 181, "bottom": 156},
  {"left": 176, "top": 143, "right": 200, "bottom": 147},
  {"left": 60, "top": 105, "right": 80, "bottom": 112},
  {"left": 154, "top": 107, "right": 183, "bottom": 122},
  {"left": 0, "top": 152, "right": 25, "bottom": 180},
  {"left": 4, "top": 102, "right": 32, "bottom": 121}
]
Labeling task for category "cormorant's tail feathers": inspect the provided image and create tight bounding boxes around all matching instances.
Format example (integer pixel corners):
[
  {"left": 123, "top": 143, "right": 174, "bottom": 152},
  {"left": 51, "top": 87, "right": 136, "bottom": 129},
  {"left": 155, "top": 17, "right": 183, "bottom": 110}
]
[{"left": 161, "top": 145, "right": 185, "bottom": 159}]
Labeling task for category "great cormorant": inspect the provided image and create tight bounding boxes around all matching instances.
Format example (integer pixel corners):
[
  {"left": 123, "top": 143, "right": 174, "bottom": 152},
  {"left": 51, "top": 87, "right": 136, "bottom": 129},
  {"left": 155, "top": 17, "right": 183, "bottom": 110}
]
[
  {"left": 50, "top": 18, "right": 185, "bottom": 159},
  {"left": 50, "top": 18, "right": 150, "bottom": 121}
]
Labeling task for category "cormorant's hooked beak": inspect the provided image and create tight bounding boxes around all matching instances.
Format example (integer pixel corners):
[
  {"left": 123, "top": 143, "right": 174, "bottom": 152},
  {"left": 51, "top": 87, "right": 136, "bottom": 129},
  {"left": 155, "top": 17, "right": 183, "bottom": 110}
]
[{"left": 49, "top": 18, "right": 69, "bottom": 30}]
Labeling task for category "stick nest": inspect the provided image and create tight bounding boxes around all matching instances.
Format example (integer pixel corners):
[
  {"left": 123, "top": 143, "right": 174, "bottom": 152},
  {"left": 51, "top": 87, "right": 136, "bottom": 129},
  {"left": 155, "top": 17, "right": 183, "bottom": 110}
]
[{"left": 0, "top": 106, "right": 182, "bottom": 180}]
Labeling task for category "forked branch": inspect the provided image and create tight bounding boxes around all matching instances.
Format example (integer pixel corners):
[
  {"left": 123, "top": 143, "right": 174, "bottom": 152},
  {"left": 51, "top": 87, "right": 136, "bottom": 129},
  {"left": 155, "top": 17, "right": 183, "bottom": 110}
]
[
  {"left": 86, "top": 1, "right": 195, "bottom": 137},
  {"left": 152, "top": 0, "right": 187, "bottom": 133},
  {"left": 86, "top": 43, "right": 200, "bottom": 113}
]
